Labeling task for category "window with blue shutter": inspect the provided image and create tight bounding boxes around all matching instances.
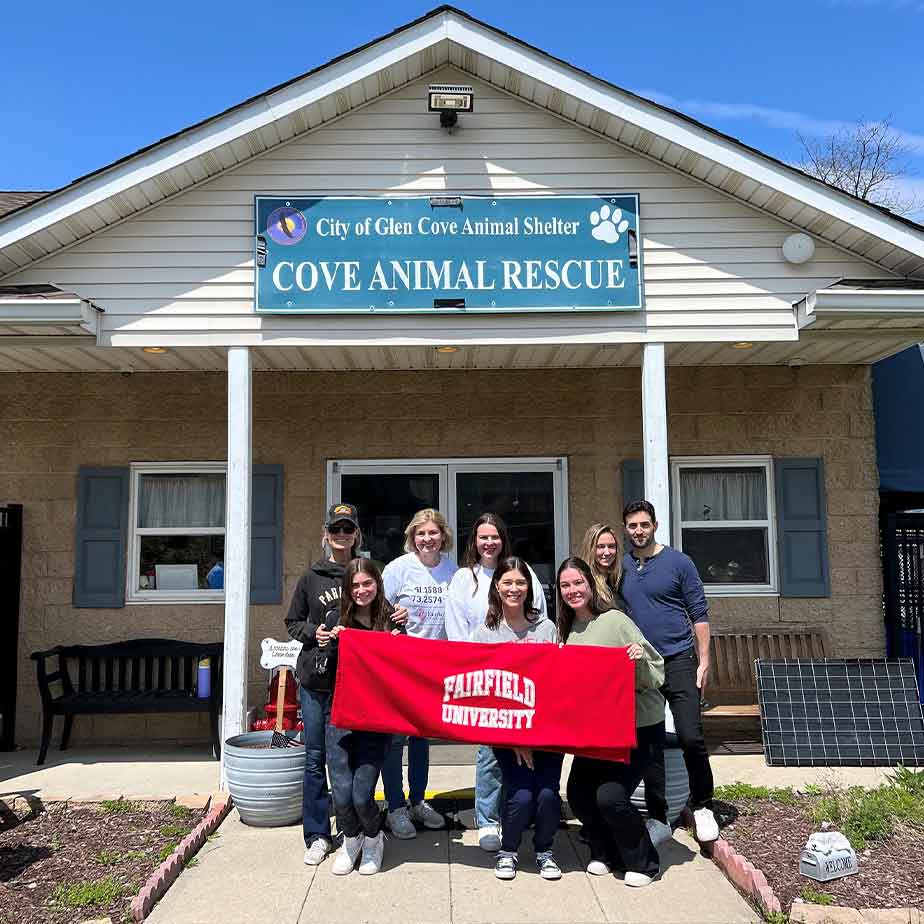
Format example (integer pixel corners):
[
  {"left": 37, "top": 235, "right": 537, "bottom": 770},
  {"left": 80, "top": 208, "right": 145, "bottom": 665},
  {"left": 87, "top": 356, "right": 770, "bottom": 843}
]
[
  {"left": 250, "top": 464, "right": 283, "bottom": 604},
  {"left": 74, "top": 467, "right": 129, "bottom": 608},
  {"left": 774, "top": 458, "right": 830, "bottom": 598}
]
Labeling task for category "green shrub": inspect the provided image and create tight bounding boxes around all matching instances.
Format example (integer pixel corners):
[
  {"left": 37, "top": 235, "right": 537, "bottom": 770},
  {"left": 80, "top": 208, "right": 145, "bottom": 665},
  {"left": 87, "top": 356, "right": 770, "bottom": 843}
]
[
  {"left": 96, "top": 848, "right": 121, "bottom": 866},
  {"left": 168, "top": 803, "right": 191, "bottom": 818},
  {"left": 51, "top": 877, "right": 124, "bottom": 908},
  {"left": 159, "top": 823, "right": 188, "bottom": 838},
  {"left": 713, "top": 782, "right": 796, "bottom": 804}
]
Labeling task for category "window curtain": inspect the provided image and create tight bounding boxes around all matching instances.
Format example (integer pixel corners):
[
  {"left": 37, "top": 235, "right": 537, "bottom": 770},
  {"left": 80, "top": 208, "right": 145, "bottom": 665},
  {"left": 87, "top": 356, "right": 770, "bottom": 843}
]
[
  {"left": 679, "top": 468, "right": 767, "bottom": 521},
  {"left": 139, "top": 474, "right": 226, "bottom": 528}
]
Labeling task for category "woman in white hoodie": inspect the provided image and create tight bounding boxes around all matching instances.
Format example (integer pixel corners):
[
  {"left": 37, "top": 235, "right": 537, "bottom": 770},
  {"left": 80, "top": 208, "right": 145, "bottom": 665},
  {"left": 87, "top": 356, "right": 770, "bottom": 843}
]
[{"left": 444, "top": 513, "right": 547, "bottom": 852}]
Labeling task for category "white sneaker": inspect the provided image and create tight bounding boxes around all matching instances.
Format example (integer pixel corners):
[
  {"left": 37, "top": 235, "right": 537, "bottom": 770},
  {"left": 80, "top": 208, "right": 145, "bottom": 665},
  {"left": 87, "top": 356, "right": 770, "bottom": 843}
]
[
  {"left": 358, "top": 831, "right": 384, "bottom": 875},
  {"left": 386, "top": 806, "right": 417, "bottom": 839},
  {"left": 646, "top": 818, "right": 673, "bottom": 847},
  {"left": 409, "top": 800, "right": 444, "bottom": 830},
  {"left": 586, "top": 860, "right": 611, "bottom": 876},
  {"left": 477, "top": 825, "right": 502, "bottom": 852},
  {"left": 331, "top": 834, "right": 364, "bottom": 875},
  {"left": 693, "top": 807, "right": 720, "bottom": 843},
  {"left": 303, "top": 838, "right": 331, "bottom": 865},
  {"left": 625, "top": 870, "right": 655, "bottom": 888}
]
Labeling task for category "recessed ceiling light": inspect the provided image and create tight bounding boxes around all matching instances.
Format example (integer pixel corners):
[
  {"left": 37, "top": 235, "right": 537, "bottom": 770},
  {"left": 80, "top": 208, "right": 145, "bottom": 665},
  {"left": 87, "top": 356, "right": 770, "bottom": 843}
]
[
  {"left": 142, "top": 346, "right": 169, "bottom": 354},
  {"left": 435, "top": 345, "right": 460, "bottom": 354},
  {"left": 732, "top": 342, "right": 753, "bottom": 349}
]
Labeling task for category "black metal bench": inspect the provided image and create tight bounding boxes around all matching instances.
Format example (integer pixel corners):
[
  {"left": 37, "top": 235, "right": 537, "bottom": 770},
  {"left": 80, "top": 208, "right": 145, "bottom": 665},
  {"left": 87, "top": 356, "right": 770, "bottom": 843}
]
[{"left": 31, "top": 638, "right": 223, "bottom": 765}]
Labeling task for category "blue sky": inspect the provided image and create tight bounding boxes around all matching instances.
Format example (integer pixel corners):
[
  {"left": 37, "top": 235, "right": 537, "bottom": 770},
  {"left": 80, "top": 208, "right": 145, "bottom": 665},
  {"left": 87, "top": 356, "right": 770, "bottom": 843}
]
[{"left": 2, "top": 0, "right": 922, "bottom": 215}]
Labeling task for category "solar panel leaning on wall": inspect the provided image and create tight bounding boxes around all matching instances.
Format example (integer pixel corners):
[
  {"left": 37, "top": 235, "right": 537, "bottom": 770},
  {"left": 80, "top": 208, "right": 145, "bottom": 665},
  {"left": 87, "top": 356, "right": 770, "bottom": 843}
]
[{"left": 756, "top": 658, "right": 924, "bottom": 767}]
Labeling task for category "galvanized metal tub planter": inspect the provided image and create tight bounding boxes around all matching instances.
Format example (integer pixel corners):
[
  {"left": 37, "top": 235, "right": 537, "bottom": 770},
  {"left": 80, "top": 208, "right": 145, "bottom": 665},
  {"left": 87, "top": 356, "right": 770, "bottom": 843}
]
[
  {"left": 630, "top": 745, "right": 690, "bottom": 824},
  {"left": 223, "top": 730, "right": 304, "bottom": 827}
]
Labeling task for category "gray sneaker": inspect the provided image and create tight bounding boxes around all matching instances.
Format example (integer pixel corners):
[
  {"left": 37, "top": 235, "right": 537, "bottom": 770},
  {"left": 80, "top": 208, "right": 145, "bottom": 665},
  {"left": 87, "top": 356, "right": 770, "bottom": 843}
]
[
  {"left": 409, "top": 799, "right": 445, "bottom": 830},
  {"left": 386, "top": 806, "right": 417, "bottom": 839},
  {"left": 495, "top": 851, "right": 517, "bottom": 880},
  {"left": 536, "top": 850, "right": 562, "bottom": 880}
]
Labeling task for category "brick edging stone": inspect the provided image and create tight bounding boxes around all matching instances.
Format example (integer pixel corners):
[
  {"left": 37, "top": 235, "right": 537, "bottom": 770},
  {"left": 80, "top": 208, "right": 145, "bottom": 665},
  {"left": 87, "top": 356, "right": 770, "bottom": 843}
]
[{"left": 130, "top": 793, "right": 234, "bottom": 922}]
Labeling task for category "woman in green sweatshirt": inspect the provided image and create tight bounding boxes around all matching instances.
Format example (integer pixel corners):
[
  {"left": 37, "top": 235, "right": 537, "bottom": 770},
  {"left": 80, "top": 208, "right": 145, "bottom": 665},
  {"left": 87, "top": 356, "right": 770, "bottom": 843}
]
[{"left": 556, "top": 556, "right": 666, "bottom": 887}]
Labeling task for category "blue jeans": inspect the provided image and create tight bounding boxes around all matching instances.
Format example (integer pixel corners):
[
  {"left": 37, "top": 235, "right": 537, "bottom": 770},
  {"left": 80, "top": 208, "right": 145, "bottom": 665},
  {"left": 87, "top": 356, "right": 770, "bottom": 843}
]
[
  {"left": 381, "top": 735, "right": 429, "bottom": 809},
  {"left": 475, "top": 744, "right": 503, "bottom": 828},
  {"left": 300, "top": 686, "right": 332, "bottom": 846},
  {"left": 492, "top": 748, "right": 564, "bottom": 855},
  {"left": 326, "top": 724, "right": 391, "bottom": 838}
]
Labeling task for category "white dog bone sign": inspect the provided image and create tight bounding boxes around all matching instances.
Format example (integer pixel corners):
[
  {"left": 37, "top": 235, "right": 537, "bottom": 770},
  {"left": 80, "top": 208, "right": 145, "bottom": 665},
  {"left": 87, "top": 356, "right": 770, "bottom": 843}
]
[{"left": 260, "top": 637, "right": 302, "bottom": 669}]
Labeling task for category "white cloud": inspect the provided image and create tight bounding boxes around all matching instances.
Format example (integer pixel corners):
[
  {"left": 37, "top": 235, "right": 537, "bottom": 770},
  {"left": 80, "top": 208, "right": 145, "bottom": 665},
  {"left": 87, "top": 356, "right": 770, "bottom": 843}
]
[{"left": 633, "top": 89, "right": 924, "bottom": 156}]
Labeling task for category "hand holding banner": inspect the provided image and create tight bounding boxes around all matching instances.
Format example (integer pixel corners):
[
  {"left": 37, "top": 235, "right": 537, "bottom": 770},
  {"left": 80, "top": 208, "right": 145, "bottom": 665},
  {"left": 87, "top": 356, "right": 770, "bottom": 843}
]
[{"left": 331, "top": 631, "right": 636, "bottom": 761}]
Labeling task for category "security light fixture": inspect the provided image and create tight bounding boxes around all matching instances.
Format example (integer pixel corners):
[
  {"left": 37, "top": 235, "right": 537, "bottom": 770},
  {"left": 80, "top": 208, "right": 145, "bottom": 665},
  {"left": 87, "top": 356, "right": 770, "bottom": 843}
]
[{"left": 428, "top": 84, "right": 474, "bottom": 132}]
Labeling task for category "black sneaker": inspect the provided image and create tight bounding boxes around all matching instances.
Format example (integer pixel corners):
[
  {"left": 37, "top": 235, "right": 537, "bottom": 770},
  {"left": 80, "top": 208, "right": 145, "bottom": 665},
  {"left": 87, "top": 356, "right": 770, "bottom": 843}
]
[{"left": 494, "top": 851, "right": 517, "bottom": 880}]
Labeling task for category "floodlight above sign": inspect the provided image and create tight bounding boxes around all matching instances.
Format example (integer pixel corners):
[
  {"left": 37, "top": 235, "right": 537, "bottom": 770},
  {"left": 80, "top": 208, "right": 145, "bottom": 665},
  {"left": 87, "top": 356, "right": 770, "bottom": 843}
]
[{"left": 254, "top": 194, "right": 643, "bottom": 314}]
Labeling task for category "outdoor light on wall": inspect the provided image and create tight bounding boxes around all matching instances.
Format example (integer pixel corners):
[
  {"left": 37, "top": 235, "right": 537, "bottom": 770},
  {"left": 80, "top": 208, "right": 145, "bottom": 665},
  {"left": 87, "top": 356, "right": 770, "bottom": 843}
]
[
  {"left": 782, "top": 232, "right": 815, "bottom": 265},
  {"left": 428, "top": 84, "right": 474, "bottom": 133}
]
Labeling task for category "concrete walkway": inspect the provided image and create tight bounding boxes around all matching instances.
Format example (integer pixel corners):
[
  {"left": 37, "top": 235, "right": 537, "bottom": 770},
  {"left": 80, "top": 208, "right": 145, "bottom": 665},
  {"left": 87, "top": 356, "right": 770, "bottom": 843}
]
[{"left": 147, "top": 810, "right": 760, "bottom": 924}]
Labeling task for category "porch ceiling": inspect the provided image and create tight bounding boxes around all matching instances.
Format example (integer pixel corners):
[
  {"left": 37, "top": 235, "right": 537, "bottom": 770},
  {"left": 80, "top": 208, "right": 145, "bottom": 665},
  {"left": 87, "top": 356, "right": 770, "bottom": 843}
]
[
  {"left": 0, "top": 333, "right": 915, "bottom": 373},
  {"left": 1, "top": 9, "right": 923, "bottom": 281}
]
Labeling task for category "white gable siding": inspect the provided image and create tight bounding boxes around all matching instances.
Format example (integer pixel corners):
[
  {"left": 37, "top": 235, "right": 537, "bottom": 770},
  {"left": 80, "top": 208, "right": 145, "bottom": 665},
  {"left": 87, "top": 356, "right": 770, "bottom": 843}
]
[{"left": 7, "top": 69, "right": 891, "bottom": 346}]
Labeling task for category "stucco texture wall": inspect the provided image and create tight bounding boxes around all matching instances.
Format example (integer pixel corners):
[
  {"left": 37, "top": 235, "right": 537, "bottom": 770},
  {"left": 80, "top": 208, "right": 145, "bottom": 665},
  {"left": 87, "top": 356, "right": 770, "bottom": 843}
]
[{"left": 0, "top": 364, "right": 882, "bottom": 747}]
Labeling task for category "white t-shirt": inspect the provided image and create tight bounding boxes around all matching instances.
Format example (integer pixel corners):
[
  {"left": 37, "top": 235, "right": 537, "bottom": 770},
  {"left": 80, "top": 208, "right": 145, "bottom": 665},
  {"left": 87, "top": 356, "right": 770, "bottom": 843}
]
[
  {"left": 382, "top": 552, "right": 458, "bottom": 640},
  {"left": 445, "top": 563, "right": 548, "bottom": 641}
]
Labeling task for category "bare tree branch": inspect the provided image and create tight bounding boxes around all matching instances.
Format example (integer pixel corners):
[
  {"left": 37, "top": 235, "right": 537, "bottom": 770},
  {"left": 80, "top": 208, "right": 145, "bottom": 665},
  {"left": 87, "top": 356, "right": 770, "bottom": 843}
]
[{"left": 797, "top": 117, "right": 921, "bottom": 215}]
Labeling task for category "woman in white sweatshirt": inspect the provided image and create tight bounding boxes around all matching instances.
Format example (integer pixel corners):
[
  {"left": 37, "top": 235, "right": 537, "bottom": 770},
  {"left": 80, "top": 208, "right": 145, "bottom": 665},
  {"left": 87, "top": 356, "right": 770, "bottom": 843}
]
[{"left": 444, "top": 513, "right": 547, "bottom": 852}]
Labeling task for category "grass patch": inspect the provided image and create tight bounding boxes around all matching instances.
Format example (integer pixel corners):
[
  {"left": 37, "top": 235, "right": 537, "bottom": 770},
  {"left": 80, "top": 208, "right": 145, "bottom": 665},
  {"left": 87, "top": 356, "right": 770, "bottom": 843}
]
[
  {"left": 122, "top": 849, "right": 147, "bottom": 861},
  {"left": 96, "top": 848, "right": 121, "bottom": 866},
  {"left": 810, "top": 770, "right": 924, "bottom": 850},
  {"left": 158, "top": 841, "right": 179, "bottom": 861},
  {"left": 713, "top": 782, "right": 797, "bottom": 804},
  {"left": 99, "top": 798, "right": 136, "bottom": 815},
  {"left": 159, "top": 823, "right": 189, "bottom": 838},
  {"left": 185, "top": 856, "right": 199, "bottom": 868},
  {"left": 763, "top": 911, "right": 788, "bottom": 924},
  {"left": 51, "top": 877, "right": 124, "bottom": 908},
  {"left": 167, "top": 803, "right": 191, "bottom": 818},
  {"left": 799, "top": 886, "right": 834, "bottom": 905}
]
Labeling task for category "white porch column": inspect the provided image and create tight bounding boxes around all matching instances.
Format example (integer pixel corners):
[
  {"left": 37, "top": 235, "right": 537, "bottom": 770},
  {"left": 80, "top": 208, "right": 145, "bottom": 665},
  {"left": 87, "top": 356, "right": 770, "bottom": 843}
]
[
  {"left": 642, "top": 342, "right": 671, "bottom": 545},
  {"left": 221, "top": 346, "right": 252, "bottom": 786}
]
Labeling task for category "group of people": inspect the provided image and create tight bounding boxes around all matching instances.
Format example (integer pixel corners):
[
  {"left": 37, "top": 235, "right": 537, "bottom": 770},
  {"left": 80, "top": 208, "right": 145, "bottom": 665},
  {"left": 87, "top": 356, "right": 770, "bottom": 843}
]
[{"left": 284, "top": 498, "right": 719, "bottom": 883}]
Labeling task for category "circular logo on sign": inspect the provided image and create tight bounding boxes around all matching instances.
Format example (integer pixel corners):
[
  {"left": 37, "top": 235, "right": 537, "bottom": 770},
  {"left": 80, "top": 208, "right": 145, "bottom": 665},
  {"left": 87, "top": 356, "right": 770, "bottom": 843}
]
[{"left": 266, "top": 206, "right": 308, "bottom": 245}]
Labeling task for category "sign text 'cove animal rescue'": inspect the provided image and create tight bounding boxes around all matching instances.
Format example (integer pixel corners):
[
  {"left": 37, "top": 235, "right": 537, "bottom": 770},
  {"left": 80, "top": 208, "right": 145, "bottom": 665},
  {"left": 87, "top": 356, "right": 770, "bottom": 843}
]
[{"left": 254, "top": 194, "right": 642, "bottom": 313}]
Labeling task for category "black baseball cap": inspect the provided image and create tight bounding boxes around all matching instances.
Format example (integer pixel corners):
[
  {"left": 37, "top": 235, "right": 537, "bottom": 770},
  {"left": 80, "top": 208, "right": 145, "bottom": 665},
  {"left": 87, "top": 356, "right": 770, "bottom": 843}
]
[{"left": 326, "top": 503, "right": 359, "bottom": 528}]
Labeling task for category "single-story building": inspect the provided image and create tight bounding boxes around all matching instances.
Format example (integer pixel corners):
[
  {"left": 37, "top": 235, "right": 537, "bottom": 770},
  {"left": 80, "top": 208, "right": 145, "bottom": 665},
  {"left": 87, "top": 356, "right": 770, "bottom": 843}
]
[{"left": 3, "top": 7, "right": 924, "bottom": 759}]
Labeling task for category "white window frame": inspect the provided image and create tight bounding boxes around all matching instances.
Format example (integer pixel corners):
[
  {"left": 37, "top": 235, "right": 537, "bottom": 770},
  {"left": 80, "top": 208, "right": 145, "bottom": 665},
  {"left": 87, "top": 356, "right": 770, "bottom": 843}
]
[
  {"left": 670, "top": 455, "right": 778, "bottom": 596},
  {"left": 327, "top": 457, "right": 570, "bottom": 570},
  {"left": 127, "top": 461, "right": 226, "bottom": 605}
]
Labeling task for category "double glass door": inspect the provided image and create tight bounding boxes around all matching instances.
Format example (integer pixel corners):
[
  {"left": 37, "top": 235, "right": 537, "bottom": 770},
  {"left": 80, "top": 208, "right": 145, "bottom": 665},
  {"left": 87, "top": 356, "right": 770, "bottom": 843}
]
[{"left": 326, "top": 458, "right": 569, "bottom": 598}]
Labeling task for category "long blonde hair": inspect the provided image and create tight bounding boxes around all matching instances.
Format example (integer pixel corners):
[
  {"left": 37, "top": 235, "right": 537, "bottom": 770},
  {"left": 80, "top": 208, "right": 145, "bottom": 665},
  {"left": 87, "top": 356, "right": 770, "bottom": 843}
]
[
  {"left": 403, "top": 508, "right": 453, "bottom": 554},
  {"left": 579, "top": 523, "right": 622, "bottom": 607}
]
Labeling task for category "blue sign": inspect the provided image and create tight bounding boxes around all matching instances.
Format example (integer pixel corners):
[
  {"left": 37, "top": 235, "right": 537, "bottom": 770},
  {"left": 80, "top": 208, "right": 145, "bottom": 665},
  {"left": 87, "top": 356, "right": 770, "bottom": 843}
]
[{"left": 254, "top": 194, "right": 642, "bottom": 314}]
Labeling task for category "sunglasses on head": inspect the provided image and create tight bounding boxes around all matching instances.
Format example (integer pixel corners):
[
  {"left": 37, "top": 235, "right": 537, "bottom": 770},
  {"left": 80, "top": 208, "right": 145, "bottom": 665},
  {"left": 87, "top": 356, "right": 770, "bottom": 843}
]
[{"left": 328, "top": 523, "right": 356, "bottom": 535}]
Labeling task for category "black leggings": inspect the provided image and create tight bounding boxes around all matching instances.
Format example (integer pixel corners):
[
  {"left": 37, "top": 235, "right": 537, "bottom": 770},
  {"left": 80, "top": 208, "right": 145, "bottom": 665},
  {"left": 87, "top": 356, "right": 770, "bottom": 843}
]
[{"left": 566, "top": 722, "right": 664, "bottom": 876}]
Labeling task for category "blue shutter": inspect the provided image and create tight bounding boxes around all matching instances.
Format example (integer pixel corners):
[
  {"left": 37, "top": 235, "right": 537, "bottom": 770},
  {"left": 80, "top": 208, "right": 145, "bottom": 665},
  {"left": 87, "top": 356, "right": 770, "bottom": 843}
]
[
  {"left": 775, "top": 458, "right": 830, "bottom": 598},
  {"left": 622, "top": 458, "right": 645, "bottom": 510},
  {"left": 73, "top": 467, "right": 129, "bottom": 608},
  {"left": 251, "top": 465, "right": 283, "bottom": 604}
]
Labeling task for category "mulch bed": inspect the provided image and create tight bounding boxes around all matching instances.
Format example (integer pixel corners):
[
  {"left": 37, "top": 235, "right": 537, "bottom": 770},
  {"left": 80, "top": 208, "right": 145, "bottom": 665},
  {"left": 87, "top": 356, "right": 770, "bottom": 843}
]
[
  {"left": 0, "top": 800, "right": 205, "bottom": 924},
  {"left": 717, "top": 797, "right": 924, "bottom": 913}
]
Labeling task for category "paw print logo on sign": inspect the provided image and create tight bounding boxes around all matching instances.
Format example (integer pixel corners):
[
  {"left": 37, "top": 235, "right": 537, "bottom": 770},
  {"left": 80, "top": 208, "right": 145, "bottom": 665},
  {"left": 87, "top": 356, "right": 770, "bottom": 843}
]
[{"left": 589, "top": 204, "right": 630, "bottom": 244}]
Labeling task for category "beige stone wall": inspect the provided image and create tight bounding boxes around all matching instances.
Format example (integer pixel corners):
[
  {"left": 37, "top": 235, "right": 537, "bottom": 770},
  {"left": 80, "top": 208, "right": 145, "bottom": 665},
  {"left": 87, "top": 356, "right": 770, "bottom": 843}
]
[{"left": 0, "top": 365, "right": 882, "bottom": 747}]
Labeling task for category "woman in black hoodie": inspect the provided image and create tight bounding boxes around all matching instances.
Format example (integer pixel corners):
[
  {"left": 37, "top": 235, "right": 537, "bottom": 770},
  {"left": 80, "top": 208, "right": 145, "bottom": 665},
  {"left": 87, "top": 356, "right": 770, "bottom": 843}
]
[{"left": 284, "top": 502, "right": 363, "bottom": 867}]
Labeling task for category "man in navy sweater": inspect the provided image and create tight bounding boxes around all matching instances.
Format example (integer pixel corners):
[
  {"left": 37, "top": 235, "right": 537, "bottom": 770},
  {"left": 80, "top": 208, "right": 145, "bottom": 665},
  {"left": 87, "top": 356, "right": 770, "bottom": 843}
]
[{"left": 620, "top": 499, "right": 719, "bottom": 845}]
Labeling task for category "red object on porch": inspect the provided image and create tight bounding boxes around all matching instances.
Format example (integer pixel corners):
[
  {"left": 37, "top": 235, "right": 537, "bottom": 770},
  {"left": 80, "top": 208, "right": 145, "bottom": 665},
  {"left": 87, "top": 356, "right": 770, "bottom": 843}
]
[
  {"left": 331, "top": 632, "right": 636, "bottom": 761},
  {"left": 263, "top": 667, "right": 298, "bottom": 721}
]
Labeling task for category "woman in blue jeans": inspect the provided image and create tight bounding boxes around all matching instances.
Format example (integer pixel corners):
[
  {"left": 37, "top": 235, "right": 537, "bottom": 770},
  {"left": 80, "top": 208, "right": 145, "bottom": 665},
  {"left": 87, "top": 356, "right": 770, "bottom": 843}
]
[
  {"left": 285, "top": 503, "right": 406, "bottom": 867},
  {"left": 322, "top": 558, "right": 406, "bottom": 875},
  {"left": 471, "top": 557, "right": 561, "bottom": 881}
]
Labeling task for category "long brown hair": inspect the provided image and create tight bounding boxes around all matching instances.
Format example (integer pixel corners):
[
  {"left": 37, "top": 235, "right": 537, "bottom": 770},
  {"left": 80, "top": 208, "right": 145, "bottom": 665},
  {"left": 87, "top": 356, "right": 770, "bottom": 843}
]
[
  {"left": 485, "top": 557, "right": 540, "bottom": 630},
  {"left": 340, "top": 558, "right": 392, "bottom": 631},
  {"left": 460, "top": 513, "right": 511, "bottom": 596},
  {"left": 556, "top": 556, "right": 607, "bottom": 643},
  {"left": 579, "top": 523, "right": 622, "bottom": 607}
]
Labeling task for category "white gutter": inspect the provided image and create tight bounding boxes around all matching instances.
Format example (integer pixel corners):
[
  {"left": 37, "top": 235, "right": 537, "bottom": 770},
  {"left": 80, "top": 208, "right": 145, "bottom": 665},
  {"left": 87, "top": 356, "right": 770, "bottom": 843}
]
[
  {"left": 796, "top": 288, "right": 924, "bottom": 328},
  {"left": 0, "top": 298, "right": 101, "bottom": 335}
]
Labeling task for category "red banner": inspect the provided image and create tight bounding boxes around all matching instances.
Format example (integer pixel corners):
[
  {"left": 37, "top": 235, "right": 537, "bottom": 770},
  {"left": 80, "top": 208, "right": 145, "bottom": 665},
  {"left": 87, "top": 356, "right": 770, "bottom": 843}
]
[{"left": 331, "top": 632, "right": 636, "bottom": 761}]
